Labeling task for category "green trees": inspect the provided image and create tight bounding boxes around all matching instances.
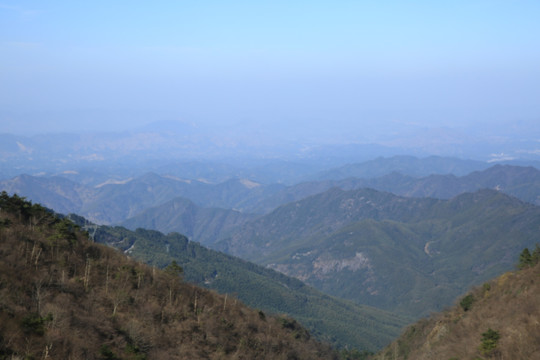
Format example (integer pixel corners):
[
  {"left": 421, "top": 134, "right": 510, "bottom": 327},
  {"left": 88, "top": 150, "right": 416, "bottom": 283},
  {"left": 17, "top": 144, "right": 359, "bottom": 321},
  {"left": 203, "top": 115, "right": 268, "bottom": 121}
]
[
  {"left": 517, "top": 245, "right": 540, "bottom": 269},
  {"left": 479, "top": 328, "right": 500, "bottom": 356},
  {"left": 459, "top": 294, "right": 475, "bottom": 312},
  {"left": 165, "top": 260, "right": 183, "bottom": 277},
  {"left": 0, "top": 191, "right": 48, "bottom": 226},
  {"left": 164, "top": 260, "right": 184, "bottom": 306}
]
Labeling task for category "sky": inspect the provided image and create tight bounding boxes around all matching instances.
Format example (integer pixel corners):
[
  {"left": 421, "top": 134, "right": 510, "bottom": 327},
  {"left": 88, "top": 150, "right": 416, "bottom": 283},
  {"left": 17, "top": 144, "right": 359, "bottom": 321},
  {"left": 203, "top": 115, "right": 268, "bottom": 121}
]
[{"left": 1, "top": 1, "right": 540, "bottom": 140}]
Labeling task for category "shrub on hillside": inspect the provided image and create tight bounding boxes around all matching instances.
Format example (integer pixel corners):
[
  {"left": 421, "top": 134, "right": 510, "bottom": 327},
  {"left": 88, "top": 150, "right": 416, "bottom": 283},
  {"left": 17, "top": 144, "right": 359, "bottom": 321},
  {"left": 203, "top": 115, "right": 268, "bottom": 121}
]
[{"left": 459, "top": 294, "right": 474, "bottom": 312}]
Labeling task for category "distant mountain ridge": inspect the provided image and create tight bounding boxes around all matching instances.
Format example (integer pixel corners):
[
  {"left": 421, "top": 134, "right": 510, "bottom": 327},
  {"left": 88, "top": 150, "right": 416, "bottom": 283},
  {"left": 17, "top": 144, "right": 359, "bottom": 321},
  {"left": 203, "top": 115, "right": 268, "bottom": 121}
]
[
  {"left": 120, "top": 197, "right": 256, "bottom": 246},
  {"left": 218, "top": 188, "right": 540, "bottom": 317},
  {"left": 0, "top": 172, "right": 280, "bottom": 224},
  {"left": 4, "top": 162, "right": 540, "bottom": 241},
  {"left": 310, "top": 155, "right": 490, "bottom": 180},
  {"left": 358, "top": 164, "right": 540, "bottom": 206},
  {"left": 0, "top": 130, "right": 433, "bottom": 181},
  {"left": 250, "top": 164, "right": 540, "bottom": 213}
]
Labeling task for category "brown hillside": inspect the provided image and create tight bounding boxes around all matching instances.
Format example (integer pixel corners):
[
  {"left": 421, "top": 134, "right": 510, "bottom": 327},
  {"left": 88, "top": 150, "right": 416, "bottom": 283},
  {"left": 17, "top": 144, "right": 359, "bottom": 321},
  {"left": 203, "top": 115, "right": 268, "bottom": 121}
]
[
  {"left": 373, "top": 256, "right": 540, "bottom": 360},
  {"left": 0, "top": 192, "right": 336, "bottom": 360}
]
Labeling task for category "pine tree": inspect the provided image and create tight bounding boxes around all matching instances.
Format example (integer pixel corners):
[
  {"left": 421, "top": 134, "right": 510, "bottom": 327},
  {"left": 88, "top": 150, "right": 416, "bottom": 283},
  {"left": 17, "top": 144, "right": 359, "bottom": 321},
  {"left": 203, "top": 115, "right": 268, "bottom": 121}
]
[{"left": 518, "top": 248, "right": 533, "bottom": 269}]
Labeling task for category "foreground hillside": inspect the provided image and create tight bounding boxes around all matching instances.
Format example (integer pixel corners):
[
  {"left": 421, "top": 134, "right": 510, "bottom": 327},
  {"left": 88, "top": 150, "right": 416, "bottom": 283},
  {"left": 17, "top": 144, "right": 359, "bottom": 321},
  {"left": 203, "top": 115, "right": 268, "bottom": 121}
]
[
  {"left": 0, "top": 192, "right": 336, "bottom": 359},
  {"left": 374, "top": 252, "right": 540, "bottom": 359}
]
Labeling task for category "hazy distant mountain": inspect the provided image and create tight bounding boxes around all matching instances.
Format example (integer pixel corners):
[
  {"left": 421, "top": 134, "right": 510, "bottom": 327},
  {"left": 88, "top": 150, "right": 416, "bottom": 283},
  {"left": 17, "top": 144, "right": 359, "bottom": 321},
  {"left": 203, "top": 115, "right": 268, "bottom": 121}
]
[
  {"left": 310, "top": 155, "right": 490, "bottom": 181},
  {"left": 218, "top": 188, "right": 540, "bottom": 316},
  {"left": 369, "top": 164, "right": 540, "bottom": 206},
  {"left": 0, "top": 172, "right": 281, "bottom": 224},
  {"left": 80, "top": 173, "right": 279, "bottom": 223},
  {"left": 152, "top": 159, "right": 325, "bottom": 185},
  {"left": 0, "top": 130, "right": 401, "bottom": 181},
  {"left": 4, "top": 161, "right": 540, "bottom": 230},
  {"left": 250, "top": 164, "right": 540, "bottom": 213},
  {"left": 80, "top": 172, "right": 208, "bottom": 223},
  {"left": 3, "top": 119, "right": 540, "bottom": 182},
  {"left": 0, "top": 174, "right": 92, "bottom": 214},
  {"left": 121, "top": 197, "right": 257, "bottom": 246}
]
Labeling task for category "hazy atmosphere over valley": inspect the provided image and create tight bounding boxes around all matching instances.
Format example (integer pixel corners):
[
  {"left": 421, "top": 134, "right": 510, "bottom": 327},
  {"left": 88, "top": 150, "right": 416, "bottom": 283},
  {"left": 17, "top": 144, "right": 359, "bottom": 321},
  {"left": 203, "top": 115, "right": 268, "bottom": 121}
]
[{"left": 2, "top": 1, "right": 540, "bottom": 359}]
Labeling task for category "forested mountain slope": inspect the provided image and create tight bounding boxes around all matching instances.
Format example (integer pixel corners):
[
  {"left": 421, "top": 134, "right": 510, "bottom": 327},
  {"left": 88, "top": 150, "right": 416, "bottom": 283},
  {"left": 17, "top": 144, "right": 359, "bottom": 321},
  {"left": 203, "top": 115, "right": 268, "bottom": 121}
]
[
  {"left": 0, "top": 192, "right": 337, "bottom": 359},
  {"left": 120, "top": 196, "right": 257, "bottom": 246},
  {"left": 72, "top": 216, "right": 408, "bottom": 351},
  {"left": 219, "top": 187, "right": 441, "bottom": 260},
  {"left": 219, "top": 188, "right": 540, "bottom": 317}
]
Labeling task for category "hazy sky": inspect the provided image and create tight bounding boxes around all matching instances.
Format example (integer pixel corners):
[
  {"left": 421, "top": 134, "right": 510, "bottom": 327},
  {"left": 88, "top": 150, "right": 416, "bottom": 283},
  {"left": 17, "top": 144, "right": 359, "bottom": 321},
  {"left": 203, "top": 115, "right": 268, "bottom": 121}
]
[{"left": 1, "top": 1, "right": 539, "bottom": 138}]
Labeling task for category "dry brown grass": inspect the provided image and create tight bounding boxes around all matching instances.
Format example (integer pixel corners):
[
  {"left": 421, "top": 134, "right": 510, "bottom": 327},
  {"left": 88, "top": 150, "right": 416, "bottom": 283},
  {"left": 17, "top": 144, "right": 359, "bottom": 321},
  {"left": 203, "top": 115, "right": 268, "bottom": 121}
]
[
  {"left": 0, "top": 196, "right": 337, "bottom": 359},
  {"left": 373, "top": 260, "right": 540, "bottom": 360}
]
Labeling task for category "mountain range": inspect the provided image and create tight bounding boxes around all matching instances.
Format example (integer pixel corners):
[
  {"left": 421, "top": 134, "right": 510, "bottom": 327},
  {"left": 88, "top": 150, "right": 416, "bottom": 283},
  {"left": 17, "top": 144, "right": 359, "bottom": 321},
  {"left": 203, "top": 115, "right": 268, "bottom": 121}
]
[
  {"left": 2, "top": 160, "right": 540, "bottom": 228},
  {"left": 309, "top": 155, "right": 490, "bottom": 180},
  {"left": 4, "top": 152, "right": 540, "bottom": 357},
  {"left": 218, "top": 188, "right": 540, "bottom": 317},
  {"left": 4, "top": 158, "right": 540, "bottom": 322}
]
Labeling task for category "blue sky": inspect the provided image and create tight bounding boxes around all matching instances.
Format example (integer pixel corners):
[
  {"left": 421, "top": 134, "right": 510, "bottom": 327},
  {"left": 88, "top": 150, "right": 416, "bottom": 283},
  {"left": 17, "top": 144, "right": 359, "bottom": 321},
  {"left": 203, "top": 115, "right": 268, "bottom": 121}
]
[{"left": 1, "top": 1, "right": 539, "bottom": 139}]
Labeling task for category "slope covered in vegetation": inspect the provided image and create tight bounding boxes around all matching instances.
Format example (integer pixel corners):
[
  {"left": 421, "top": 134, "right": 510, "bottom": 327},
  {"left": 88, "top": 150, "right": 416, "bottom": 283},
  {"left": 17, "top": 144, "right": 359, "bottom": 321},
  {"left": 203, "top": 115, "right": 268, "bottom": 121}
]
[
  {"left": 0, "top": 192, "right": 336, "bottom": 359},
  {"left": 71, "top": 216, "right": 407, "bottom": 351},
  {"left": 220, "top": 188, "right": 540, "bottom": 317},
  {"left": 373, "top": 248, "right": 540, "bottom": 359}
]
